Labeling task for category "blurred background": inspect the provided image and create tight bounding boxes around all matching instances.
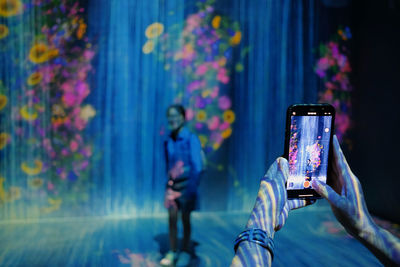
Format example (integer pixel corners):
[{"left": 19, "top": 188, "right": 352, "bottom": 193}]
[{"left": 0, "top": 0, "right": 399, "bottom": 265}]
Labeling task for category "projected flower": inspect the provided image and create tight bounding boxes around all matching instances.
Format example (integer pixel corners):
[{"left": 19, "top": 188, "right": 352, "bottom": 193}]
[
  {"left": 315, "top": 27, "right": 352, "bottom": 142},
  {"left": 0, "top": 0, "right": 96, "bottom": 214},
  {"left": 143, "top": 0, "right": 247, "bottom": 153},
  {"left": 0, "top": 0, "right": 22, "bottom": 17}
]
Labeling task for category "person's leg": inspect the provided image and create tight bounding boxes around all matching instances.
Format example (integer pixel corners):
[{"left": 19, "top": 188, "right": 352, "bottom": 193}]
[
  {"left": 181, "top": 211, "right": 191, "bottom": 252},
  {"left": 169, "top": 207, "right": 178, "bottom": 251}
]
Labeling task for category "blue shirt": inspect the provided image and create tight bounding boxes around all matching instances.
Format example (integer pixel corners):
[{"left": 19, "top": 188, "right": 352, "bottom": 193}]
[{"left": 164, "top": 127, "right": 203, "bottom": 195}]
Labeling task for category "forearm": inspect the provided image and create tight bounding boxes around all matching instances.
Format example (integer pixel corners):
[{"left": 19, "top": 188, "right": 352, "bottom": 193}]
[
  {"left": 231, "top": 187, "right": 276, "bottom": 267},
  {"left": 231, "top": 241, "right": 272, "bottom": 267},
  {"left": 357, "top": 222, "right": 400, "bottom": 266}
]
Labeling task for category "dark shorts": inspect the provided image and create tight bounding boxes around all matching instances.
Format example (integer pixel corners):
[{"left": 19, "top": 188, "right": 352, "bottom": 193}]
[{"left": 168, "top": 177, "right": 197, "bottom": 212}]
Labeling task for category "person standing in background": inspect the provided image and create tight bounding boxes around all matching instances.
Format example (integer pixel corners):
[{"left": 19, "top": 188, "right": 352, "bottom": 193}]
[{"left": 160, "top": 104, "right": 203, "bottom": 266}]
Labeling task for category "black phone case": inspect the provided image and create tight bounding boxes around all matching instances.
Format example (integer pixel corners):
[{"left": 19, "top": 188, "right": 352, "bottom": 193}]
[{"left": 283, "top": 103, "right": 335, "bottom": 199}]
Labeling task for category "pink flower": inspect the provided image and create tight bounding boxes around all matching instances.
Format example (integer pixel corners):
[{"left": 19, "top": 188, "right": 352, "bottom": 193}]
[
  {"left": 217, "top": 68, "right": 229, "bottom": 84},
  {"left": 74, "top": 117, "right": 86, "bottom": 131},
  {"left": 81, "top": 146, "right": 92, "bottom": 157},
  {"left": 210, "top": 86, "right": 219, "bottom": 98},
  {"left": 75, "top": 81, "right": 90, "bottom": 99},
  {"left": 62, "top": 92, "right": 77, "bottom": 107},
  {"left": 47, "top": 181, "right": 54, "bottom": 191},
  {"left": 196, "top": 64, "right": 208, "bottom": 76},
  {"left": 207, "top": 116, "right": 220, "bottom": 130},
  {"left": 219, "top": 122, "right": 229, "bottom": 131},
  {"left": 70, "top": 140, "right": 79, "bottom": 152},
  {"left": 187, "top": 80, "right": 202, "bottom": 92},
  {"left": 317, "top": 57, "right": 330, "bottom": 71},
  {"left": 83, "top": 49, "right": 95, "bottom": 61},
  {"left": 61, "top": 149, "right": 69, "bottom": 156},
  {"left": 61, "top": 82, "right": 74, "bottom": 92},
  {"left": 60, "top": 172, "right": 67, "bottom": 180},
  {"left": 185, "top": 108, "right": 194, "bottom": 120},
  {"left": 218, "top": 96, "right": 231, "bottom": 110},
  {"left": 81, "top": 160, "right": 89, "bottom": 170}
]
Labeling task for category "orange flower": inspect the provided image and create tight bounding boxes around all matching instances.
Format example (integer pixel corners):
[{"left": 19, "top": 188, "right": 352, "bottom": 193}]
[
  {"left": 76, "top": 19, "right": 87, "bottom": 39},
  {"left": 221, "top": 128, "right": 232, "bottom": 139},
  {"left": 230, "top": 31, "right": 241, "bottom": 46},
  {"left": 212, "top": 16, "right": 221, "bottom": 29}
]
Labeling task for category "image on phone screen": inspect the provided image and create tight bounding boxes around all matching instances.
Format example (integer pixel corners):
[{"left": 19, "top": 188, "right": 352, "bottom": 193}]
[{"left": 286, "top": 115, "right": 332, "bottom": 190}]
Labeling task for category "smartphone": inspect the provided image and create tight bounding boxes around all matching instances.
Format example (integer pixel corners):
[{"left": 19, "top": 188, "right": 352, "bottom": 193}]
[{"left": 284, "top": 104, "right": 335, "bottom": 199}]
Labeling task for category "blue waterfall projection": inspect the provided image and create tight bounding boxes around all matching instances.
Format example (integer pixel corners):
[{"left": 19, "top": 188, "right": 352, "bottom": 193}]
[
  {"left": 85, "top": 0, "right": 321, "bottom": 216},
  {"left": 288, "top": 116, "right": 332, "bottom": 189},
  {"left": 0, "top": 0, "right": 321, "bottom": 219}
]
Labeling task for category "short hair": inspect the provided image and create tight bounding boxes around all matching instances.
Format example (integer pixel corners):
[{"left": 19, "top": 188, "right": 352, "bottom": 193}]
[{"left": 167, "top": 104, "right": 186, "bottom": 120}]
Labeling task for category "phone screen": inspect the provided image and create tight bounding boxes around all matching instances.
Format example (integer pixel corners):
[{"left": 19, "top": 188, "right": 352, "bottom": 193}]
[{"left": 286, "top": 114, "right": 332, "bottom": 191}]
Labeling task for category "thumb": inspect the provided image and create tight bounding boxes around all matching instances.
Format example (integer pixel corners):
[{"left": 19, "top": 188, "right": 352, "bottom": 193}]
[{"left": 312, "top": 179, "right": 343, "bottom": 207}]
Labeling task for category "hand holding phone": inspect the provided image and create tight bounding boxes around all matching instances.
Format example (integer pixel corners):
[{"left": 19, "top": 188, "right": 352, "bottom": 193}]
[{"left": 284, "top": 104, "right": 335, "bottom": 199}]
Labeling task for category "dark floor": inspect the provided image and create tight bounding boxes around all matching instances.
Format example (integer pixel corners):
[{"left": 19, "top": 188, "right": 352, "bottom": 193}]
[{"left": 0, "top": 200, "right": 389, "bottom": 266}]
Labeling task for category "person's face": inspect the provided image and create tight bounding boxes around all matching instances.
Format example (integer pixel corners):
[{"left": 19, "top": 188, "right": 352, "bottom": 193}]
[{"left": 167, "top": 108, "right": 184, "bottom": 131}]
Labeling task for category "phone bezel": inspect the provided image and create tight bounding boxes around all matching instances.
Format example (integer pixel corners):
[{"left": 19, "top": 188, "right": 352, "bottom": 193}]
[{"left": 284, "top": 103, "right": 336, "bottom": 199}]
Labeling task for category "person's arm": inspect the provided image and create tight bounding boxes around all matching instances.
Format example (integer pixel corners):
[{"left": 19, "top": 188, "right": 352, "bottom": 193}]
[
  {"left": 187, "top": 134, "right": 202, "bottom": 194},
  {"left": 231, "top": 158, "right": 312, "bottom": 267},
  {"left": 312, "top": 135, "right": 400, "bottom": 266}
]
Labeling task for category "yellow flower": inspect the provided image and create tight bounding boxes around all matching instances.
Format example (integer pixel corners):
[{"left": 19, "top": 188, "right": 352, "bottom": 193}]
[
  {"left": 223, "top": 110, "right": 235, "bottom": 124},
  {"left": 27, "top": 72, "right": 43, "bottom": 86},
  {"left": 142, "top": 40, "right": 154, "bottom": 54},
  {"left": 198, "top": 135, "right": 208, "bottom": 148},
  {"left": 201, "top": 90, "right": 211, "bottom": 98},
  {"left": 0, "top": 24, "right": 8, "bottom": 39},
  {"left": 0, "top": 0, "right": 22, "bottom": 17},
  {"left": 221, "top": 127, "right": 232, "bottom": 139},
  {"left": 29, "top": 43, "right": 59, "bottom": 64},
  {"left": 230, "top": 31, "right": 242, "bottom": 46},
  {"left": 41, "top": 198, "right": 62, "bottom": 214},
  {"left": 196, "top": 110, "right": 207, "bottom": 122},
  {"left": 218, "top": 57, "right": 227, "bottom": 66},
  {"left": 29, "top": 178, "right": 44, "bottom": 189},
  {"left": 0, "top": 132, "right": 10, "bottom": 150},
  {"left": 21, "top": 159, "right": 43, "bottom": 175},
  {"left": 0, "top": 176, "right": 5, "bottom": 202},
  {"left": 212, "top": 15, "right": 221, "bottom": 29},
  {"left": 145, "top": 22, "right": 164, "bottom": 39},
  {"left": 20, "top": 105, "right": 38, "bottom": 121},
  {"left": 0, "top": 94, "right": 8, "bottom": 110},
  {"left": 212, "top": 142, "right": 221, "bottom": 150},
  {"left": 80, "top": 104, "right": 96, "bottom": 121}
]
